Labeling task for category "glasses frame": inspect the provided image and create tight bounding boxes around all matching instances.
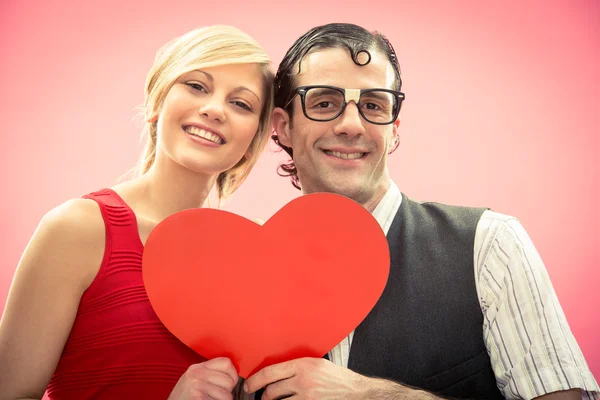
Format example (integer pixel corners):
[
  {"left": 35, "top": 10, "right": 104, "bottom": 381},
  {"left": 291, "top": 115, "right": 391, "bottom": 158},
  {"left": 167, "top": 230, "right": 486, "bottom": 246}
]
[{"left": 284, "top": 85, "right": 405, "bottom": 125}]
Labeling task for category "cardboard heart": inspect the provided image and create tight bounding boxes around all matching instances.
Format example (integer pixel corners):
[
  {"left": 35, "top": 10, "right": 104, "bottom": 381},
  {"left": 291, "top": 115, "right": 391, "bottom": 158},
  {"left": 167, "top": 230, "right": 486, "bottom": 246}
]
[{"left": 142, "top": 193, "right": 390, "bottom": 378}]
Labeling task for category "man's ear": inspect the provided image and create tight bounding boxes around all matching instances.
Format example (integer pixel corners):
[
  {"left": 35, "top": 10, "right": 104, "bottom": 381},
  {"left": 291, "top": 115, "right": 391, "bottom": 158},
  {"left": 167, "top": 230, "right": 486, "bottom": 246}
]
[
  {"left": 272, "top": 107, "right": 292, "bottom": 147},
  {"left": 393, "top": 116, "right": 400, "bottom": 138},
  {"left": 389, "top": 116, "right": 401, "bottom": 154}
]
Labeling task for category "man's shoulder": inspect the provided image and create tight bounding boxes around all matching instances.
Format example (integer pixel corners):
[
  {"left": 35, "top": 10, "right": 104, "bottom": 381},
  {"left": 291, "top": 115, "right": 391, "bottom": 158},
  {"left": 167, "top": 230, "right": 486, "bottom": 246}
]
[
  {"left": 478, "top": 209, "right": 518, "bottom": 223},
  {"left": 401, "top": 194, "right": 520, "bottom": 221},
  {"left": 401, "top": 194, "right": 488, "bottom": 218},
  {"left": 393, "top": 194, "right": 488, "bottom": 238}
]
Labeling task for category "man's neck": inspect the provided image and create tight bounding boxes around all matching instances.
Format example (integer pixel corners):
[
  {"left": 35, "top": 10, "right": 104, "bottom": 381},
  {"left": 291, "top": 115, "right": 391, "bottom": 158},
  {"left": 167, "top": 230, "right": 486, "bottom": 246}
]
[
  {"left": 301, "top": 179, "right": 392, "bottom": 214},
  {"left": 363, "top": 186, "right": 390, "bottom": 213},
  {"left": 359, "top": 178, "right": 392, "bottom": 213}
]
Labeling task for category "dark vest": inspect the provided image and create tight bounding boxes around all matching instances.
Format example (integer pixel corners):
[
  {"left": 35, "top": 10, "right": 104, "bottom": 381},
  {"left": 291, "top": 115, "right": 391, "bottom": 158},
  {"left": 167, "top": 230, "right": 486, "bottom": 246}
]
[
  {"left": 256, "top": 195, "right": 503, "bottom": 399},
  {"left": 347, "top": 195, "right": 503, "bottom": 398}
]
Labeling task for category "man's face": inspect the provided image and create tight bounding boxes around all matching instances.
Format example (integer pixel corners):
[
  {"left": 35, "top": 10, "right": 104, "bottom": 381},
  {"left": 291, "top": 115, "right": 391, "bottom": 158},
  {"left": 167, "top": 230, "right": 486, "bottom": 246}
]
[{"left": 273, "top": 48, "right": 400, "bottom": 209}]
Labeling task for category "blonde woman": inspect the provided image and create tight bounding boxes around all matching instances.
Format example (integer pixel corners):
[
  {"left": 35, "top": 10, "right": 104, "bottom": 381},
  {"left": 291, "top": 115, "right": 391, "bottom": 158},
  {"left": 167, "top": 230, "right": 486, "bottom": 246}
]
[{"left": 0, "top": 25, "right": 274, "bottom": 400}]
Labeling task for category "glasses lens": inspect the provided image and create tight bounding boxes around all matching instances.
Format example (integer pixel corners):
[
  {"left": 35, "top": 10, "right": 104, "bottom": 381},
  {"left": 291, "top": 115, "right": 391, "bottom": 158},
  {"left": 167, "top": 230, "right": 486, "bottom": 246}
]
[
  {"left": 303, "top": 87, "right": 345, "bottom": 121},
  {"left": 359, "top": 90, "right": 397, "bottom": 124}
]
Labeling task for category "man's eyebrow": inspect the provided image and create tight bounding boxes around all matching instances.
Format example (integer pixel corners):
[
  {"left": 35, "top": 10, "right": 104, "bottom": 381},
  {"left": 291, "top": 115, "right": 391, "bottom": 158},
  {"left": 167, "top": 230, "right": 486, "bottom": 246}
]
[
  {"left": 362, "top": 91, "right": 391, "bottom": 100},
  {"left": 310, "top": 87, "right": 341, "bottom": 95}
]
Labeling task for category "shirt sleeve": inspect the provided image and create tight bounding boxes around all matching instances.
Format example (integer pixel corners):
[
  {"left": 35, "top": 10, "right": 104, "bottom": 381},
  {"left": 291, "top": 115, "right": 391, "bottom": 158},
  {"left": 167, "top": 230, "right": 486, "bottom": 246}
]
[{"left": 474, "top": 211, "right": 599, "bottom": 400}]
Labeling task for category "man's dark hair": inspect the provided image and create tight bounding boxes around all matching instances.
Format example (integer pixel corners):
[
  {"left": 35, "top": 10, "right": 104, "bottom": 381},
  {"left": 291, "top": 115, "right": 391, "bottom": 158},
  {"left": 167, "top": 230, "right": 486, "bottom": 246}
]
[{"left": 272, "top": 23, "right": 403, "bottom": 190}]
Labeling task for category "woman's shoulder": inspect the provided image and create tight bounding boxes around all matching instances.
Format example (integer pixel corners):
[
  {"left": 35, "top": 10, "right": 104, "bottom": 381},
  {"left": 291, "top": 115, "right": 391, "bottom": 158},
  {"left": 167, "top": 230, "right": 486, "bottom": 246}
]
[
  {"left": 30, "top": 198, "right": 106, "bottom": 286},
  {"left": 42, "top": 196, "right": 107, "bottom": 254},
  {"left": 42, "top": 197, "right": 105, "bottom": 236}
]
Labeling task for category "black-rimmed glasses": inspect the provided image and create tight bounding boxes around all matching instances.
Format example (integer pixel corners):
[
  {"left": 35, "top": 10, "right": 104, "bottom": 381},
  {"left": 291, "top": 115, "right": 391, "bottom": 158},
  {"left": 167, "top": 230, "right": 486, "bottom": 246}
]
[{"left": 284, "top": 85, "right": 405, "bottom": 125}]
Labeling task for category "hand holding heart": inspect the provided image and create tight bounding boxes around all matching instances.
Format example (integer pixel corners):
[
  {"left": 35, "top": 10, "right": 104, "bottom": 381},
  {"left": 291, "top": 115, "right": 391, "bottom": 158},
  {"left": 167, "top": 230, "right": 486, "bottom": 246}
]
[
  {"left": 245, "top": 357, "right": 367, "bottom": 400},
  {"left": 168, "top": 358, "right": 238, "bottom": 400}
]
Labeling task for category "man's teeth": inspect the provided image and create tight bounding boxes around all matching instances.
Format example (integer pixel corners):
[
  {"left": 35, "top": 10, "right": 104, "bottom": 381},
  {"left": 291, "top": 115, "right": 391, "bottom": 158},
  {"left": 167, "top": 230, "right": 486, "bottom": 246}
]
[
  {"left": 184, "top": 126, "right": 224, "bottom": 144},
  {"left": 325, "top": 150, "right": 364, "bottom": 160}
]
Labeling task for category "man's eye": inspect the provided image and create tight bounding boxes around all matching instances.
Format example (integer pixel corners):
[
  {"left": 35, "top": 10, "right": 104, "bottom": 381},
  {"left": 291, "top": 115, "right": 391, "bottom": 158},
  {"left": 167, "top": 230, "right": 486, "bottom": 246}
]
[
  {"left": 311, "top": 101, "right": 337, "bottom": 109},
  {"left": 364, "top": 103, "right": 380, "bottom": 110}
]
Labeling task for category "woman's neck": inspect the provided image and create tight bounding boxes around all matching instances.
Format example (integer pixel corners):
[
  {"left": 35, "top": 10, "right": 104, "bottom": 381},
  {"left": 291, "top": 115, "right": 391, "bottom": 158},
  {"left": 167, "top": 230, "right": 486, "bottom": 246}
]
[{"left": 124, "top": 155, "right": 218, "bottom": 223}]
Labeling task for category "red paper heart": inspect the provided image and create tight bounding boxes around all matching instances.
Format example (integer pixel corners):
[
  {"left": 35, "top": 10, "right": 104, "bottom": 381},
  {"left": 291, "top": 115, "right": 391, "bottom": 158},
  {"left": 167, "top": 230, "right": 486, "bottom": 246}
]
[{"left": 142, "top": 193, "right": 390, "bottom": 378}]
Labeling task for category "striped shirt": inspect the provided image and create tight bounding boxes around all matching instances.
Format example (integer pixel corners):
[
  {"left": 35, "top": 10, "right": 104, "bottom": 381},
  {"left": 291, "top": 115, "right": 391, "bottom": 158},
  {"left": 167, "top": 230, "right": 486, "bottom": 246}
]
[{"left": 328, "top": 182, "right": 599, "bottom": 399}]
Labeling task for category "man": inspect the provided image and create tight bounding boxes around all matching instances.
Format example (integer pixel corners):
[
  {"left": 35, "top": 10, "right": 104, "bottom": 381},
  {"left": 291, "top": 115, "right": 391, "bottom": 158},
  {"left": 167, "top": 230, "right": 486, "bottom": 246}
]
[{"left": 244, "top": 23, "right": 599, "bottom": 399}]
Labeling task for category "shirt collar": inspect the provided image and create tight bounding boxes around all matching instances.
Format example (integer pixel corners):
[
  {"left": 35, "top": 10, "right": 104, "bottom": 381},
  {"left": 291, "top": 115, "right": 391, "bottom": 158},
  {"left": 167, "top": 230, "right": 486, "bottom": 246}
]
[{"left": 371, "top": 181, "right": 402, "bottom": 235}]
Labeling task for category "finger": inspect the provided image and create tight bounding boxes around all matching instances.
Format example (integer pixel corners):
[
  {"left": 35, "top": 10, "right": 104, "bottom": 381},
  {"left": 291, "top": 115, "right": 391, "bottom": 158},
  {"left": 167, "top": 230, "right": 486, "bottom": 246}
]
[
  {"left": 245, "top": 361, "right": 296, "bottom": 393},
  {"left": 261, "top": 377, "right": 297, "bottom": 400},
  {"left": 203, "top": 357, "right": 239, "bottom": 387},
  {"left": 202, "top": 382, "right": 234, "bottom": 400},
  {"left": 200, "top": 370, "right": 239, "bottom": 392}
]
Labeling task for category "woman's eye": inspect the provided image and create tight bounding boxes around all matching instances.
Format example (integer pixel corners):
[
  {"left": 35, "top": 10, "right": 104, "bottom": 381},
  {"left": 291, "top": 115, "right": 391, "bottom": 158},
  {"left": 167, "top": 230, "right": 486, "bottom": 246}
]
[
  {"left": 186, "top": 82, "right": 207, "bottom": 92},
  {"left": 233, "top": 101, "right": 252, "bottom": 111}
]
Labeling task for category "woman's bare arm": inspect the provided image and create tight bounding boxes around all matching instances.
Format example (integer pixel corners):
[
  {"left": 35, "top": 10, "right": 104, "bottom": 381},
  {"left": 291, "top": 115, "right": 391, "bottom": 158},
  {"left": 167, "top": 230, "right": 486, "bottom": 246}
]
[{"left": 0, "top": 199, "right": 105, "bottom": 400}]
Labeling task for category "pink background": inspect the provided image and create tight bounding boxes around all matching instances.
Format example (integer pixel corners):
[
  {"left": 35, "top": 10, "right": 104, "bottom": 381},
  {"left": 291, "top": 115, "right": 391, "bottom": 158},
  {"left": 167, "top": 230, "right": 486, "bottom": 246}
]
[{"left": 1, "top": 0, "right": 598, "bottom": 393}]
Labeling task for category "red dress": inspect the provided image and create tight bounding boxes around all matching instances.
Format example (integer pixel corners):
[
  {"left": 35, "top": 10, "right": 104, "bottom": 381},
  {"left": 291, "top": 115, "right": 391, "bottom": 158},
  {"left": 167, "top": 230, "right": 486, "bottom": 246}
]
[{"left": 47, "top": 188, "right": 205, "bottom": 399}]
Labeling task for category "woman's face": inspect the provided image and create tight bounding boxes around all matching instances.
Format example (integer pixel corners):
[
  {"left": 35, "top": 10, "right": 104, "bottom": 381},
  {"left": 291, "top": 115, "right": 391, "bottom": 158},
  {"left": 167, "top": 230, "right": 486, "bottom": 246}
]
[{"left": 155, "top": 63, "right": 265, "bottom": 176}]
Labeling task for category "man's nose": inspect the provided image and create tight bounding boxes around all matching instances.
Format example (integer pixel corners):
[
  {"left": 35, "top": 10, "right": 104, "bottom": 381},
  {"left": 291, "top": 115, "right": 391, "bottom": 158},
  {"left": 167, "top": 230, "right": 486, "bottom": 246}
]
[{"left": 333, "top": 101, "right": 364, "bottom": 138}]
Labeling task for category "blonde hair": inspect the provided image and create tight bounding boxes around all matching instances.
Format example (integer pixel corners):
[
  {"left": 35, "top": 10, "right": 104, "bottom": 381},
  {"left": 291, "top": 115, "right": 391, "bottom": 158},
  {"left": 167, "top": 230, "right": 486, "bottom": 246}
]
[{"left": 140, "top": 25, "right": 274, "bottom": 200}]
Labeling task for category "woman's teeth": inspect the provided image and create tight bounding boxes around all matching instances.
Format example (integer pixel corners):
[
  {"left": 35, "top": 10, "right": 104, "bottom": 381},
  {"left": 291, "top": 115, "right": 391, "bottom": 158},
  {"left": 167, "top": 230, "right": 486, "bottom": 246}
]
[{"left": 184, "top": 126, "right": 224, "bottom": 144}]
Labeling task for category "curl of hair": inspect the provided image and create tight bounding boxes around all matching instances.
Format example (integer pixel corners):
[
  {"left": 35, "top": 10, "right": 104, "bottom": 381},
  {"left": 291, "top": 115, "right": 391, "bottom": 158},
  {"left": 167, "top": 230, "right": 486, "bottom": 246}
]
[
  {"left": 139, "top": 25, "right": 275, "bottom": 200},
  {"left": 272, "top": 23, "right": 402, "bottom": 190}
]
